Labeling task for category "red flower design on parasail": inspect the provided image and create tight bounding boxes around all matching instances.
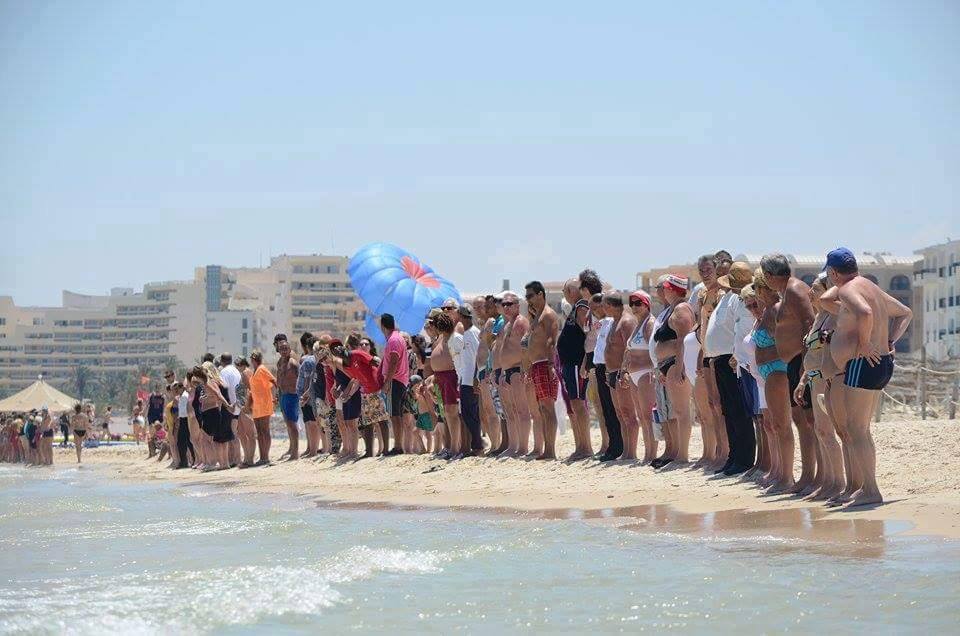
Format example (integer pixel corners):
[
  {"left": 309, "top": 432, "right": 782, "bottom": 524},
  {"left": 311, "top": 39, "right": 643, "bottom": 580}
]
[{"left": 401, "top": 255, "right": 440, "bottom": 288}]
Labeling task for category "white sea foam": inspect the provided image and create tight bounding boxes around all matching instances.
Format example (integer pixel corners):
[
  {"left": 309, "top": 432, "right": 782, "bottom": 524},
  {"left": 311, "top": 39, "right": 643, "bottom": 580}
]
[{"left": 0, "top": 544, "right": 490, "bottom": 634}]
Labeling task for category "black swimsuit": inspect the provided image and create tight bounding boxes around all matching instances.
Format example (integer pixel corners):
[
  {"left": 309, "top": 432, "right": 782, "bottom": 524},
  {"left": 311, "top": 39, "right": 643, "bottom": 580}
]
[{"left": 653, "top": 305, "right": 678, "bottom": 343}]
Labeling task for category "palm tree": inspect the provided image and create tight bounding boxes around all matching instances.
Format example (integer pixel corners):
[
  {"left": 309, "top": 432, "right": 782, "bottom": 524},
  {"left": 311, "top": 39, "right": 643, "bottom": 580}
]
[{"left": 70, "top": 364, "right": 95, "bottom": 401}]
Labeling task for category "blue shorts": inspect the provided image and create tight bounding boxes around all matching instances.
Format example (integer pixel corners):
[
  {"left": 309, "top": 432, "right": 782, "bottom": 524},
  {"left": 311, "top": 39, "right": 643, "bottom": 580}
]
[
  {"left": 561, "top": 363, "right": 587, "bottom": 401},
  {"left": 844, "top": 355, "right": 894, "bottom": 391},
  {"left": 280, "top": 393, "right": 300, "bottom": 422}
]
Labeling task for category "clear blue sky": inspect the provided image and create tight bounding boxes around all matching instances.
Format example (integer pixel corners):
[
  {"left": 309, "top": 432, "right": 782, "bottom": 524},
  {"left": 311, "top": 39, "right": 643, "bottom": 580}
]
[{"left": 2, "top": 1, "right": 957, "bottom": 306}]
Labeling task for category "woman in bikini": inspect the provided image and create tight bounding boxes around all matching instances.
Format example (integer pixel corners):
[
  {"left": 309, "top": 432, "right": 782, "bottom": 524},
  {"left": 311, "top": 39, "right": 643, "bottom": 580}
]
[
  {"left": 794, "top": 274, "right": 845, "bottom": 501},
  {"left": 652, "top": 275, "right": 696, "bottom": 468},
  {"left": 69, "top": 403, "right": 90, "bottom": 464},
  {"left": 620, "top": 290, "right": 657, "bottom": 463},
  {"left": 753, "top": 269, "right": 794, "bottom": 494}
]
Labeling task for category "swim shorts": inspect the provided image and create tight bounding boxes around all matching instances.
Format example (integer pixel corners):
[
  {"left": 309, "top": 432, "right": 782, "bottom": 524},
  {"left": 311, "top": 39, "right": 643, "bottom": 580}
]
[
  {"left": 342, "top": 391, "right": 361, "bottom": 421},
  {"left": 531, "top": 360, "right": 559, "bottom": 402},
  {"left": 787, "top": 354, "right": 812, "bottom": 410},
  {"left": 390, "top": 380, "right": 406, "bottom": 417},
  {"left": 434, "top": 370, "right": 460, "bottom": 405},
  {"left": 301, "top": 403, "right": 316, "bottom": 422},
  {"left": 279, "top": 393, "right": 300, "bottom": 422},
  {"left": 504, "top": 366, "right": 522, "bottom": 385},
  {"left": 561, "top": 362, "right": 587, "bottom": 400},
  {"left": 843, "top": 354, "right": 894, "bottom": 391},
  {"left": 416, "top": 412, "right": 435, "bottom": 431},
  {"left": 361, "top": 393, "right": 389, "bottom": 429}
]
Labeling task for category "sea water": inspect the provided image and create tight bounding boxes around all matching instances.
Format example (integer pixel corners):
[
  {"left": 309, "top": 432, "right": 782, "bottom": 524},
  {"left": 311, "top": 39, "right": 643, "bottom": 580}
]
[{"left": 0, "top": 464, "right": 956, "bottom": 634}]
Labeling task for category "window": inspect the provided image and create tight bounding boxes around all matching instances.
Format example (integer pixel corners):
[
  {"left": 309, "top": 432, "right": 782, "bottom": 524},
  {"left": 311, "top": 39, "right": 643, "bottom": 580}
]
[
  {"left": 889, "top": 275, "right": 910, "bottom": 291},
  {"left": 33, "top": 318, "right": 43, "bottom": 326},
  {"left": 242, "top": 318, "right": 248, "bottom": 329},
  {"left": 242, "top": 333, "right": 248, "bottom": 343},
  {"left": 0, "top": 318, "right": 5, "bottom": 325}
]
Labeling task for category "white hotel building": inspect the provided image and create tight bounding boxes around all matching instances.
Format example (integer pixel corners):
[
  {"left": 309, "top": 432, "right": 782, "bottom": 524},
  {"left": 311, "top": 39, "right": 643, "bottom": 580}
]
[
  {"left": 0, "top": 254, "right": 367, "bottom": 396},
  {"left": 915, "top": 239, "right": 960, "bottom": 361}
]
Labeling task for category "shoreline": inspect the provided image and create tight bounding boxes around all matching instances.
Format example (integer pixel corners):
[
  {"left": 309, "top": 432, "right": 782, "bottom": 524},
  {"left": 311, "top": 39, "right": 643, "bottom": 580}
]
[{"left": 57, "top": 417, "right": 960, "bottom": 539}]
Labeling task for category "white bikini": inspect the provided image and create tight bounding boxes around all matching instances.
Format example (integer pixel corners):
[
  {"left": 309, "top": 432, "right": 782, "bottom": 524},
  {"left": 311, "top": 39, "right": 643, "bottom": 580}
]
[{"left": 625, "top": 316, "right": 653, "bottom": 384}]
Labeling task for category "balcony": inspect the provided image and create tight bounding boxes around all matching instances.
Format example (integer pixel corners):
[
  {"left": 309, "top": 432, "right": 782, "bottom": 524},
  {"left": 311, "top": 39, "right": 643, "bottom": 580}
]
[{"left": 913, "top": 268, "right": 939, "bottom": 286}]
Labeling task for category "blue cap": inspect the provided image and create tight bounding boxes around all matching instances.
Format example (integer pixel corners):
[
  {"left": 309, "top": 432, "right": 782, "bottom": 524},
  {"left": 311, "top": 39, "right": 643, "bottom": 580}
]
[{"left": 823, "top": 247, "right": 856, "bottom": 271}]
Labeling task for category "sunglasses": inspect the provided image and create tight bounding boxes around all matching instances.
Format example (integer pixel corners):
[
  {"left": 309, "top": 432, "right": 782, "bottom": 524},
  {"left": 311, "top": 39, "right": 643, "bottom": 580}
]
[{"left": 501, "top": 301, "right": 516, "bottom": 307}]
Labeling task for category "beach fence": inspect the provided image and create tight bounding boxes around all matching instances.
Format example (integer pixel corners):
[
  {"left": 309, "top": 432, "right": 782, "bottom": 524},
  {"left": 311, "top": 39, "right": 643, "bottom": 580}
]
[{"left": 876, "top": 350, "right": 959, "bottom": 421}]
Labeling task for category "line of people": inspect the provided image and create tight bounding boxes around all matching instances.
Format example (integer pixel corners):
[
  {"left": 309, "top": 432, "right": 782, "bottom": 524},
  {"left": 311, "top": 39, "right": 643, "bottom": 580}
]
[{"left": 140, "top": 248, "right": 910, "bottom": 508}]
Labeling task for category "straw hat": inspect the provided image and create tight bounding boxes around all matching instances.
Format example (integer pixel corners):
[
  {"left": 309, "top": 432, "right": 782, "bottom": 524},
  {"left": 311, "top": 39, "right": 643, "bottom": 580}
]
[{"left": 718, "top": 262, "right": 753, "bottom": 292}]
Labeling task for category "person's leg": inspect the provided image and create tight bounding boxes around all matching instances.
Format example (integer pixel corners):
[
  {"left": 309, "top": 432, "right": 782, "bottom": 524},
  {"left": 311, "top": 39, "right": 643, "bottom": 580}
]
[
  {"left": 790, "top": 404, "right": 817, "bottom": 495},
  {"left": 839, "top": 385, "right": 883, "bottom": 507},
  {"left": 702, "top": 366, "right": 727, "bottom": 468},
  {"left": 691, "top": 376, "right": 715, "bottom": 468},
  {"left": 713, "top": 357, "right": 753, "bottom": 473},
  {"left": 764, "top": 372, "right": 794, "bottom": 493},
  {"left": 460, "top": 385, "right": 484, "bottom": 453},
  {"left": 303, "top": 418, "right": 319, "bottom": 458},
  {"left": 665, "top": 373, "right": 692, "bottom": 463},
  {"left": 808, "top": 378, "right": 843, "bottom": 500},
  {"left": 569, "top": 398, "right": 593, "bottom": 459},
  {"left": 500, "top": 378, "right": 520, "bottom": 456},
  {"left": 284, "top": 420, "right": 299, "bottom": 460},
  {"left": 523, "top": 383, "right": 542, "bottom": 457},
  {"left": 612, "top": 383, "right": 638, "bottom": 460},
  {"left": 594, "top": 365, "right": 622, "bottom": 459},
  {"left": 255, "top": 417, "right": 272, "bottom": 464},
  {"left": 633, "top": 376, "right": 657, "bottom": 463},
  {"left": 514, "top": 381, "right": 532, "bottom": 456},
  {"left": 587, "top": 368, "right": 607, "bottom": 455}
]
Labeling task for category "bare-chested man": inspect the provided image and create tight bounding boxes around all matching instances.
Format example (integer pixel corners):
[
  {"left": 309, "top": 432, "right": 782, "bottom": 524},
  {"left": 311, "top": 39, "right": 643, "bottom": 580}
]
[
  {"left": 760, "top": 254, "right": 816, "bottom": 494},
  {"left": 523, "top": 281, "right": 561, "bottom": 460},
  {"left": 499, "top": 291, "right": 530, "bottom": 456},
  {"left": 603, "top": 293, "right": 638, "bottom": 460},
  {"left": 820, "top": 248, "right": 912, "bottom": 508},
  {"left": 276, "top": 340, "right": 301, "bottom": 460}
]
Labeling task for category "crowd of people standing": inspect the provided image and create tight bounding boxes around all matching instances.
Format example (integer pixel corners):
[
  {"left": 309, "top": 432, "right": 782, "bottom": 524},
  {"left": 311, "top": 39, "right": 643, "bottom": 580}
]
[{"left": 1, "top": 248, "right": 911, "bottom": 509}]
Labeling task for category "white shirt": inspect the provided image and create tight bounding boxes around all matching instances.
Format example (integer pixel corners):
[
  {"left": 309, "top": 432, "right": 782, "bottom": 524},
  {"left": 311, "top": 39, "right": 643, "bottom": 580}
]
[
  {"left": 178, "top": 390, "right": 189, "bottom": 417},
  {"left": 219, "top": 364, "right": 242, "bottom": 415},
  {"left": 592, "top": 317, "right": 614, "bottom": 365},
  {"left": 448, "top": 332, "right": 465, "bottom": 384},
  {"left": 704, "top": 292, "right": 740, "bottom": 357},
  {"left": 733, "top": 302, "right": 756, "bottom": 376},
  {"left": 458, "top": 325, "right": 480, "bottom": 386}
]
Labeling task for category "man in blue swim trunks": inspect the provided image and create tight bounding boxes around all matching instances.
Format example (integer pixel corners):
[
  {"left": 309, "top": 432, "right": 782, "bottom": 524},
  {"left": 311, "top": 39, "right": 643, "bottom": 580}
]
[
  {"left": 276, "top": 339, "right": 301, "bottom": 460},
  {"left": 820, "top": 248, "right": 912, "bottom": 510}
]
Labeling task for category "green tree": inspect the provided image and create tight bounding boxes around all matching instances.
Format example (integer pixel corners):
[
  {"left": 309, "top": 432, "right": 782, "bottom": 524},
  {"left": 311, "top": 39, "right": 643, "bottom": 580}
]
[{"left": 70, "top": 364, "right": 96, "bottom": 401}]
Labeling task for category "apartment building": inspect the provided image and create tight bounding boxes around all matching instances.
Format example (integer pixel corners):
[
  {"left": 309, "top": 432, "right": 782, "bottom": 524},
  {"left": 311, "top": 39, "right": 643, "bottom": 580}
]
[
  {"left": 0, "top": 281, "right": 205, "bottom": 395},
  {"left": 195, "top": 254, "right": 365, "bottom": 360},
  {"left": 915, "top": 239, "right": 960, "bottom": 361}
]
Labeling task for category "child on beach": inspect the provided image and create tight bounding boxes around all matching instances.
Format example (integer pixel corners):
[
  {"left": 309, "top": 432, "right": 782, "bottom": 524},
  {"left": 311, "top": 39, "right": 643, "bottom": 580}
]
[
  {"left": 154, "top": 422, "right": 169, "bottom": 462},
  {"left": 409, "top": 375, "right": 441, "bottom": 454}
]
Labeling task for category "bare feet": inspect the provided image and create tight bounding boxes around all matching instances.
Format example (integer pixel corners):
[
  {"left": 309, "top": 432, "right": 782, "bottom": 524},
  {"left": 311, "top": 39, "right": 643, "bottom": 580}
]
[
  {"left": 842, "top": 489, "right": 883, "bottom": 509},
  {"left": 566, "top": 452, "right": 591, "bottom": 461},
  {"left": 766, "top": 479, "right": 795, "bottom": 495},
  {"left": 535, "top": 454, "right": 555, "bottom": 461}
]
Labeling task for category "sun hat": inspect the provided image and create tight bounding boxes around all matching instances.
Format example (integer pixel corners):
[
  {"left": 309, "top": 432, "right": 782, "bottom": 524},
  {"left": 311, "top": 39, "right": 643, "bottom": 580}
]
[{"left": 718, "top": 261, "right": 753, "bottom": 291}]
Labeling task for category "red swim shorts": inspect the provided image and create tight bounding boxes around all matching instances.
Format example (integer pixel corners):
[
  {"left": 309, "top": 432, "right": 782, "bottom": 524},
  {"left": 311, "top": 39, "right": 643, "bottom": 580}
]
[
  {"left": 531, "top": 360, "right": 559, "bottom": 402},
  {"left": 434, "top": 370, "right": 460, "bottom": 405}
]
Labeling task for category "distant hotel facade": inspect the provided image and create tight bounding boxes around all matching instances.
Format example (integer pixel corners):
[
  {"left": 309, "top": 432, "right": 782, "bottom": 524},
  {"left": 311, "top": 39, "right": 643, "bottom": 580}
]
[
  {"left": 914, "top": 239, "right": 959, "bottom": 361},
  {"left": 0, "top": 254, "right": 365, "bottom": 396}
]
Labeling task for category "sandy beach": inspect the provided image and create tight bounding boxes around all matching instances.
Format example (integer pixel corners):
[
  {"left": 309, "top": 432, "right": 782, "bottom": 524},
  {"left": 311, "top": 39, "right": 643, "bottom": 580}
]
[{"left": 64, "top": 418, "right": 960, "bottom": 539}]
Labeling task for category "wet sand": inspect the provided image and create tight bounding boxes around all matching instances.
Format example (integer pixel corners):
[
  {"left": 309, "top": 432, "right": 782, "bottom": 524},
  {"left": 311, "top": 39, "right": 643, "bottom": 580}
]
[{"left": 62, "top": 417, "right": 960, "bottom": 539}]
